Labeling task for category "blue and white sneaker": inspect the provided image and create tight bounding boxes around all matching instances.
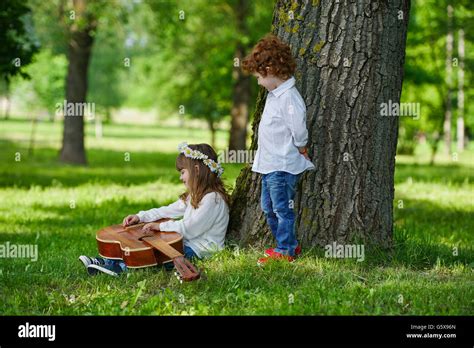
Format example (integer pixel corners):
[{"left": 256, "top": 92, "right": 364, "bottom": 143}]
[
  {"left": 78, "top": 255, "right": 105, "bottom": 268},
  {"left": 79, "top": 255, "right": 107, "bottom": 276},
  {"left": 87, "top": 261, "right": 124, "bottom": 277}
]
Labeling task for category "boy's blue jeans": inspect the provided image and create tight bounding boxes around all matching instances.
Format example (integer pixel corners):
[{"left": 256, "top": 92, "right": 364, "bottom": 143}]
[{"left": 261, "top": 171, "right": 301, "bottom": 256}]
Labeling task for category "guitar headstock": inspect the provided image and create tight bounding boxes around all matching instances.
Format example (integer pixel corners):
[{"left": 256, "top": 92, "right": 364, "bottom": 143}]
[{"left": 172, "top": 256, "right": 200, "bottom": 282}]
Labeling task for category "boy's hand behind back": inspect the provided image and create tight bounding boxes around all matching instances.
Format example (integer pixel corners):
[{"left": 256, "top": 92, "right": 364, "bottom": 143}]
[{"left": 298, "top": 147, "right": 311, "bottom": 161}]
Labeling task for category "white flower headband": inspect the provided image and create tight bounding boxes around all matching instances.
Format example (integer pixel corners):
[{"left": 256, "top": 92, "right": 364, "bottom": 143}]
[{"left": 177, "top": 142, "right": 224, "bottom": 177}]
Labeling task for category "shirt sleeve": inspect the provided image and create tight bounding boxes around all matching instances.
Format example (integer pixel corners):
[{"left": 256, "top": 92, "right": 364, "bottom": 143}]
[
  {"left": 159, "top": 193, "right": 221, "bottom": 239},
  {"left": 136, "top": 198, "right": 187, "bottom": 223},
  {"left": 283, "top": 93, "right": 308, "bottom": 148}
]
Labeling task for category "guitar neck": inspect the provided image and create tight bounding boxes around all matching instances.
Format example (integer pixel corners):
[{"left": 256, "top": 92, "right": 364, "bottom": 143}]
[
  {"left": 143, "top": 235, "right": 200, "bottom": 282},
  {"left": 142, "top": 236, "right": 183, "bottom": 259}
]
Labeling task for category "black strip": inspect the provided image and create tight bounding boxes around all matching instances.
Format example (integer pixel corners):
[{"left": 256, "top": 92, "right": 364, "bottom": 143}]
[{"left": 0, "top": 316, "right": 472, "bottom": 346}]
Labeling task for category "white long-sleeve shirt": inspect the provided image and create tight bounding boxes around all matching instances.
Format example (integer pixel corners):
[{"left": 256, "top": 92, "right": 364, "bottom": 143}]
[
  {"left": 252, "top": 76, "right": 315, "bottom": 174},
  {"left": 136, "top": 192, "right": 229, "bottom": 258}
]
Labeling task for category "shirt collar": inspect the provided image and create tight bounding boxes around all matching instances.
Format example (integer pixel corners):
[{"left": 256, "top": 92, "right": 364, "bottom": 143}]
[{"left": 270, "top": 76, "right": 295, "bottom": 97}]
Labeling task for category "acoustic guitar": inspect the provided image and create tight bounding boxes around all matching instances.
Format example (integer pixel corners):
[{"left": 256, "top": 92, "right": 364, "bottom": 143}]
[{"left": 96, "top": 218, "right": 200, "bottom": 282}]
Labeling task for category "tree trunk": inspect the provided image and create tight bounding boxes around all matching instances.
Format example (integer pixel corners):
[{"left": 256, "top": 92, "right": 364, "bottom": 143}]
[
  {"left": 429, "top": 131, "right": 441, "bottom": 166},
  {"left": 443, "top": 3, "right": 453, "bottom": 157},
  {"left": 429, "top": 91, "right": 448, "bottom": 166},
  {"left": 228, "top": 0, "right": 411, "bottom": 249},
  {"left": 229, "top": 0, "right": 251, "bottom": 151},
  {"left": 3, "top": 80, "right": 10, "bottom": 120},
  {"left": 208, "top": 120, "right": 216, "bottom": 149},
  {"left": 456, "top": 28, "right": 465, "bottom": 152},
  {"left": 59, "top": 0, "right": 96, "bottom": 165},
  {"left": 28, "top": 114, "right": 38, "bottom": 156},
  {"left": 105, "top": 106, "right": 112, "bottom": 124}
]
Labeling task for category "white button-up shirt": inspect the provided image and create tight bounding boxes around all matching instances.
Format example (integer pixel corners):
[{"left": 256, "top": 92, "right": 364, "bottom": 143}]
[
  {"left": 136, "top": 192, "right": 229, "bottom": 258},
  {"left": 252, "top": 76, "right": 315, "bottom": 175}
]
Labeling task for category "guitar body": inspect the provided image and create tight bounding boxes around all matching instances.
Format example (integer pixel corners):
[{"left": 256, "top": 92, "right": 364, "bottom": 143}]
[{"left": 96, "top": 219, "right": 184, "bottom": 269}]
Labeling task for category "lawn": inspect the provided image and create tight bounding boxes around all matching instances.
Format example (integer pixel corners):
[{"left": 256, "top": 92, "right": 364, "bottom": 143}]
[{"left": 0, "top": 118, "right": 473, "bottom": 315}]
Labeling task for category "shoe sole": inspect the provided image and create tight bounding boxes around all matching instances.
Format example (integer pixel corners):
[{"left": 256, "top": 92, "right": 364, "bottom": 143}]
[
  {"left": 87, "top": 264, "right": 119, "bottom": 277},
  {"left": 87, "top": 267, "right": 99, "bottom": 276},
  {"left": 263, "top": 251, "right": 301, "bottom": 257}
]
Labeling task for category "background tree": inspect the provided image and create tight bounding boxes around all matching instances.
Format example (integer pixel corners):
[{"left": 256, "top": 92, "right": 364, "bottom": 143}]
[
  {"left": 229, "top": 0, "right": 411, "bottom": 248},
  {"left": 400, "top": 0, "right": 473, "bottom": 163},
  {"left": 88, "top": 8, "right": 128, "bottom": 126},
  {"left": 444, "top": 2, "right": 454, "bottom": 156},
  {"left": 59, "top": 0, "right": 98, "bottom": 164},
  {"left": 132, "top": 0, "right": 273, "bottom": 147},
  {"left": 229, "top": 0, "right": 252, "bottom": 151},
  {"left": 23, "top": 49, "right": 67, "bottom": 121},
  {"left": 457, "top": 28, "right": 465, "bottom": 151}
]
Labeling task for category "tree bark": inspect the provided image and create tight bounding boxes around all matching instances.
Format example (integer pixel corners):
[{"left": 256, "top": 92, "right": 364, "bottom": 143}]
[
  {"left": 229, "top": 0, "right": 251, "bottom": 151},
  {"left": 228, "top": 0, "right": 411, "bottom": 249},
  {"left": 59, "top": 0, "right": 96, "bottom": 165}
]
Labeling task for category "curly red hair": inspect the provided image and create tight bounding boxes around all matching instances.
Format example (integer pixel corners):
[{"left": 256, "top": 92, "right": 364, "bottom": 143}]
[{"left": 241, "top": 34, "right": 296, "bottom": 79}]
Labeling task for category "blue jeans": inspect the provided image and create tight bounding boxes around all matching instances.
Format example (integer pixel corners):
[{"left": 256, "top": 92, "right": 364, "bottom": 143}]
[
  {"left": 103, "top": 258, "right": 128, "bottom": 273},
  {"left": 183, "top": 245, "right": 198, "bottom": 259},
  {"left": 261, "top": 171, "right": 301, "bottom": 256},
  {"left": 103, "top": 245, "right": 198, "bottom": 273},
  {"left": 163, "top": 245, "right": 198, "bottom": 270}
]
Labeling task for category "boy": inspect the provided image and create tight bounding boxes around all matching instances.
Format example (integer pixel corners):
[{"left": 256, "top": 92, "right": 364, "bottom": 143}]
[{"left": 242, "top": 34, "right": 315, "bottom": 264}]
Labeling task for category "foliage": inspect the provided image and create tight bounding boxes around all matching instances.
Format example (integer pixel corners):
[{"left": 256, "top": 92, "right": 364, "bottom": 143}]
[
  {"left": 11, "top": 49, "right": 67, "bottom": 117},
  {"left": 401, "top": 0, "right": 474, "bottom": 155},
  {"left": 0, "top": 0, "right": 39, "bottom": 82}
]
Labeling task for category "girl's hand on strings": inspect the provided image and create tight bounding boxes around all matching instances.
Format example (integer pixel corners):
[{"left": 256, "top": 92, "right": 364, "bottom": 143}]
[
  {"left": 123, "top": 214, "right": 140, "bottom": 227},
  {"left": 141, "top": 222, "right": 161, "bottom": 236}
]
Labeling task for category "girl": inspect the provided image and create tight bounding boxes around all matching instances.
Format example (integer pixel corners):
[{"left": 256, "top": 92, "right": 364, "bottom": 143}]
[
  {"left": 242, "top": 34, "right": 315, "bottom": 265},
  {"left": 79, "top": 142, "right": 230, "bottom": 276}
]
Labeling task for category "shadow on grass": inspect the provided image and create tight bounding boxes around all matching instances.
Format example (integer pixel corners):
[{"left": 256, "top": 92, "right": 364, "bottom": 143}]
[
  {"left": 356, "top": 196, "right": 474, "bottom": 270},
  {"left": 0, "top": 196, "right": 176, "bottom": 237},
  {"left": 0, "top": 139, "right": 243, "bottom": 189},
  {"left": 0, "top": 139, "right": 181, "bottom": 188},
  {"left": 2, "top": 194, "right": 472, "bottom": 273}
]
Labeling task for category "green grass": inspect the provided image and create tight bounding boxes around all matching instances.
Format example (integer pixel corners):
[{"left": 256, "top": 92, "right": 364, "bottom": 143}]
[{"left": 0, "top": 117, "right": 473, "bottom": 315}]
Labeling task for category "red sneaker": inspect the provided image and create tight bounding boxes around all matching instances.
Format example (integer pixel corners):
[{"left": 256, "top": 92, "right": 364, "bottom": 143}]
[
  {"left": 264, "top": 245, "right": 302, "bottom": 257},
  {"left": 257, "top": 251, "right": 295, "bottom": 265}
]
